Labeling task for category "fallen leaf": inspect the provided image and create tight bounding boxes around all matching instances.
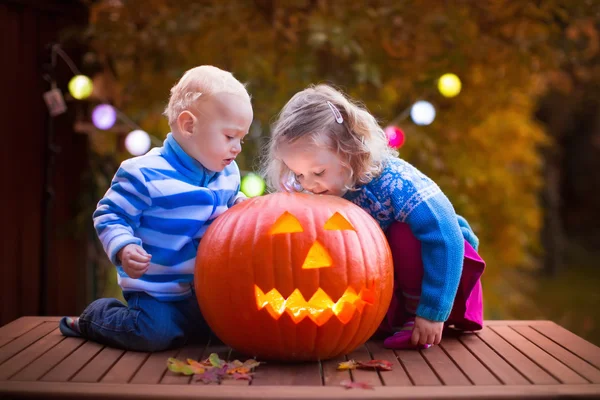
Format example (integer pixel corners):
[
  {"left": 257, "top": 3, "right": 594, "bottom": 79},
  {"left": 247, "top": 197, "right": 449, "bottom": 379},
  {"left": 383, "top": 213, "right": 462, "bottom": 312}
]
[
  {"left": 357, "top": 359, "right": 393, "bottom": 371},
  {"left": 187, "top": 358, "right": 206, "bottom": 371},
  {"left": 241, "top": 359, "right": 261, "bottom": 369},
  {"left": 227, "top": 366, "right": 250, "bottom": 374},
  {"left": 230, "top": 372, "right": 253, "bottom": 381},
  {"left": 208, "top": 353, "right": 225, "bottom": 368},
  {"left": 340, "top": 380, "right": 374, "bottom": 390},
  {"left": 194, "top": 365, "right": 228, "bottom": 384},
  {"left": 337, "top": 360, "right": 358, "bottom": 370},
  {"left": 166, "top": 358, "right": 203, "bottom": 375},
  {"left": 167, "top": 355, "right": 261, "bottom": 384},
  {"left": 226, "top": 358, "right": 261, "bottom": 374}
]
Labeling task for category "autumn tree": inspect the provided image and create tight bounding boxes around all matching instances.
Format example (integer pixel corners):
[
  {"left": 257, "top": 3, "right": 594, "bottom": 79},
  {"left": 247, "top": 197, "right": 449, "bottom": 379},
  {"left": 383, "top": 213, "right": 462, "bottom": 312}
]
[{"left": 77, "top": 0, "right": 599, "bottom": 312}]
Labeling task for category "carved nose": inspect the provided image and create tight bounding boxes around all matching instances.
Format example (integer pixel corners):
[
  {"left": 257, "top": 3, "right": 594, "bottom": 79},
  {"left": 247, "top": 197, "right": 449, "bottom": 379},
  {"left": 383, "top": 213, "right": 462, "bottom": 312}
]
[{"left": 301, "top": 240, "right": 332, "bottom": 269}]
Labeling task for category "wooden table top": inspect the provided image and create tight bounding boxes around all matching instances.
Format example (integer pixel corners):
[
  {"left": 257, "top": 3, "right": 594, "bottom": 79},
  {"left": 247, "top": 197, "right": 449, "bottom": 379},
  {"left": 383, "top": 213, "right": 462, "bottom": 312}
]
[{"left": 0, "top": 317, "right": 599, "bottom": 399}]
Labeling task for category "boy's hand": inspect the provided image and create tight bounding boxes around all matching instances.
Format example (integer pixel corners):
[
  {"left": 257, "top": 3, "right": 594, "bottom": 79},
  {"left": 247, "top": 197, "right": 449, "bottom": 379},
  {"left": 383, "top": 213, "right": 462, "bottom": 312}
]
[
  {"left": 118, "top": 244, "right": 151, "bottom": 279},
  {"left": 412, "top": 316, "right": 444, "bottom": 346}
]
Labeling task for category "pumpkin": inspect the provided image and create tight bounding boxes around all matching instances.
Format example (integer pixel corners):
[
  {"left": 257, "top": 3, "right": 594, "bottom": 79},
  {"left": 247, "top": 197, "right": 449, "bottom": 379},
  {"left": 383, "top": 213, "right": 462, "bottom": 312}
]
[{"left": 194, "top": 192, "right": 393, "bottom": 361}]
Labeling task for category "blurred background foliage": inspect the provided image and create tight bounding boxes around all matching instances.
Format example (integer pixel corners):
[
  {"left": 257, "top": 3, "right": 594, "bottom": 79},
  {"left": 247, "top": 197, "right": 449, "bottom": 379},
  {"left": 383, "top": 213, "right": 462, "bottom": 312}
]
[{"left": 68, "top": 0, "right": 599, "bottom": 344}]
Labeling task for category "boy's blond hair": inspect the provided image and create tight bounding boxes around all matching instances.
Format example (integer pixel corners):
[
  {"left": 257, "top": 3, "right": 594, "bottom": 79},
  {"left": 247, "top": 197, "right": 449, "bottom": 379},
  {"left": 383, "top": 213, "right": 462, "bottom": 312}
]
[
  {"left": 262, "top": 84, "right": 397, "bottom": 193},
  {"left": 163, "top": 65, "right": 250, "bottom": 127}
]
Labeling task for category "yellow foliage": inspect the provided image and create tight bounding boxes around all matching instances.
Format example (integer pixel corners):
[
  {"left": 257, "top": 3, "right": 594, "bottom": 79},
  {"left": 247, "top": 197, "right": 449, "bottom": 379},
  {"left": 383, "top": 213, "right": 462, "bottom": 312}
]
[{"left": 83, "top": 0, "right": 597, "bottom": 285}]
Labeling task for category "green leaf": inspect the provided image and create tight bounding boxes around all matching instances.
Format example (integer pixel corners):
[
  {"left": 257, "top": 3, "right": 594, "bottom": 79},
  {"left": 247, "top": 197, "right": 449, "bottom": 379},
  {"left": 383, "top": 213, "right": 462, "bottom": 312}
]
[{"left": 208, "top": 353, "right": 225, "bottom": 367}]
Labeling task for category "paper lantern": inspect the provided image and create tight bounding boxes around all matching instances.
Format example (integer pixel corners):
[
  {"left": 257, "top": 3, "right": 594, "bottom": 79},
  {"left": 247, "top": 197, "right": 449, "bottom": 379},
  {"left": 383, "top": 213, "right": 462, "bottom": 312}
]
[{"left": 195, "top": 193, "right": 394, "bottom": 361}]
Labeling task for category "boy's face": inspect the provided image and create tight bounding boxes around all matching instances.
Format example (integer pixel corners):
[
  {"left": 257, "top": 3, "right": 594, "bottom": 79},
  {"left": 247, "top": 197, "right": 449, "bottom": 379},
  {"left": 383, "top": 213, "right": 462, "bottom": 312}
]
[
  {"left": 185, "top": 92, "right": 253, "bottom": 172},
  {"left": 278, "top": 136, "right": 352, "bottom": 197}
]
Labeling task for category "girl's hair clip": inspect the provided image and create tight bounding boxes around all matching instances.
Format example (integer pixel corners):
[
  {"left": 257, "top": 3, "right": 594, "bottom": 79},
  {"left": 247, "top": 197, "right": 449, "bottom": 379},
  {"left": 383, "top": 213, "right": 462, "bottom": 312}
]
[{"left": 327, "top": 101, "right": 344, "bottom": 124}]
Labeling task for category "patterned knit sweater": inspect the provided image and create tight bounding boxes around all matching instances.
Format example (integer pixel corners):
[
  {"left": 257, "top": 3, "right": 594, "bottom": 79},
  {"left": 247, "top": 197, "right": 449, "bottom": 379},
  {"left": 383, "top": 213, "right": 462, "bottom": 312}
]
[
  {"left": 93, "top": 133, "right": 244, "bottom": 301},
  {"left": 343, "top": 157, "right": 478, "bottom": 322}
]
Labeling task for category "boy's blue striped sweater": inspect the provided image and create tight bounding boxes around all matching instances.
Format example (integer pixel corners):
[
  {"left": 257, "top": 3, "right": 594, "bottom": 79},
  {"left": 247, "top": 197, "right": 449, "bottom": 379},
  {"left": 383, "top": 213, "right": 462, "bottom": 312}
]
[
  {"left": 93, "top": 133, "right": 244, "bottom": 301},
  {"left": 343, "top": 157, "right": 479, "bottom": 322}
]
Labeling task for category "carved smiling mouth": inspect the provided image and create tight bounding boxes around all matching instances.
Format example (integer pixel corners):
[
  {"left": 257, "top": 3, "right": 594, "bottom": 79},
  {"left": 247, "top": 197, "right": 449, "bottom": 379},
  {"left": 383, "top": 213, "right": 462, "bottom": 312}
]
[{"left": 255, "top": 285, "right": 376, "bottom": 326}]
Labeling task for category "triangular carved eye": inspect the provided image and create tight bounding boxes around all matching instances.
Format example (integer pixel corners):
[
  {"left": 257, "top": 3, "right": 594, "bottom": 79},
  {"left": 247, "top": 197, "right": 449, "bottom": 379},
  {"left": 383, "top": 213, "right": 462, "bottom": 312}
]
[
  {"left": 324, "top": 212, "right": 355, "bottom": 231},
  {"left": 269, "top": 211, "right": 304, "bottom": 235}
]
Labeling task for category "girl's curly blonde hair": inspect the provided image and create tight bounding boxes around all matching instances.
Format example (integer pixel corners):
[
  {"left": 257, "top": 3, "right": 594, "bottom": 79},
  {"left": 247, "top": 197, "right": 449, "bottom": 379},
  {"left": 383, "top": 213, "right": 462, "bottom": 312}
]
[{"left": 261, "top": 84, "right": 397, "bottom": 193}]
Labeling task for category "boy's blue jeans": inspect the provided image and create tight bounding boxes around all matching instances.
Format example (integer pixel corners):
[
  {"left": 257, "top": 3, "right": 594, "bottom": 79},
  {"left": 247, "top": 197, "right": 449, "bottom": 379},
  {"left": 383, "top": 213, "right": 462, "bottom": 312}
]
[{"left": 60, "top": 288, "right": 211, "bottom": 352}]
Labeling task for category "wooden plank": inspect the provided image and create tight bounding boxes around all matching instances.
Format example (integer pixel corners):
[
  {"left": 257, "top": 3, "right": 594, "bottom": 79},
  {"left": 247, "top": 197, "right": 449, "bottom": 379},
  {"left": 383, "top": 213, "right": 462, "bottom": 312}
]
[
  {"left": 459, "top": 333, "right": 530, "bottom": 385},
  {"left": 395, "top": 349, "right": 442, "bottom": 386},
  {"left": 10, "top": 337, "right": 85, "bottom": 381},
  {"left": 5, "top": 381, "right": 600, "bottom": 399},
  {"left": 365, "top": 341, "right": 412, "bottom": 386},
  {"left": 440, "top": 334, "right": 501, "bottom": 385},
  {"left": 420, "top": 343, "right": 471, "bottom": 386},
  {"left": 0, "top": 322, "right": 57, "bottom": 364},
  {"left": 477, "top": 327, "right": 559, "bottom": 384},
  {"left": 251, "top": 360, "right": 322, "bottom": 386},
  {"left": 0, "top": 317, "right": 45, "bottom": 338},
  {"left": 41, "top": 340, "right": 104, "bottom": 381},
  {"left": 321, "top": 354, "right": 350, "bottom": 387},
  {"left": 0, "top": 337, "right": 14, "bottom": 348},
  {"left": 0, "top": 328, "right": 63, "bottom": 380},
  {"left": 477, "top": 327, "right": 559, "bottom": 385},
  {"left": 70, "top": 346, "right": 124, "bottom": 383},
  {"left": 533, "top": 321, "right": 600, "bottom": 370},
  {"left": 130, "top": 349, "right": 178, "bottom": 384},
  {"left": 491, "top": 326, "right": 588, "bottom": 384},
  {"left": 513, "top": 325, "right": 600, "bottom": 383},
  {"left": 345, "top": 344, "right": 383, "bottom": 387},
  {"left": 160, "top": 344, "right": 207, "bottom": 384},
  {"left": 483, "top": 320, "right": 555, "bottom": 326},
  {"left": 100, "top": 351, "right": 149, "bottom": 383}
]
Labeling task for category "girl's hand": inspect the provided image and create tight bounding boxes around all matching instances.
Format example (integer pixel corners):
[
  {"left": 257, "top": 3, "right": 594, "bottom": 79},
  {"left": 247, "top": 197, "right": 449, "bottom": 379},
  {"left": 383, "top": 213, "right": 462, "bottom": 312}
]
[
  {"left": 411, "top": 316, "right": 444, "bottom": 346},
  {"left": 118, "top": 244, "right": 151, "bottom": 279}
]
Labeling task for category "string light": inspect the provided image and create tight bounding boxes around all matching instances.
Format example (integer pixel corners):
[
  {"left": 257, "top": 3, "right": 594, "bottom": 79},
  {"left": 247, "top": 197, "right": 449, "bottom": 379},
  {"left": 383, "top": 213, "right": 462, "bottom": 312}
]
[
  {"left": 438, "top": 73, "right": 462, "bottom": 98},
  {"left": 384, "top": 126, "right": 405, "bottom": 149},
  {"left": 125, "top": 130, "right": 151, "bottom": 156},
  {"left": 92, "top": 104, "right": 117, "bottom": 130},
  {"left": 68, "top": 75, "right": 93, "bottom": 100},
  {"left": 241, "top": 173, "right": 266, "bottom": 197},
  {"left": 410, "top": 101, "right": 436, "bottom": 126},
  {"left": 45, "top": 44, "right": 161, "bottom": 156}
]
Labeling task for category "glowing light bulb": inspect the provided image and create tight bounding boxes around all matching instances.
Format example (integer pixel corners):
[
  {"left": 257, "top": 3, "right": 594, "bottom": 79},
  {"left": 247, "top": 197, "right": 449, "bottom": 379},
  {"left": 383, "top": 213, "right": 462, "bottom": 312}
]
[
  {"left": 92, "top": 104, "right": 117, "bottom": 130},
  {"left": 68, "top": 75, "right": 93, "bottom": 100},
  {"left": 384, "top": 126, "right": 405, "bottom": 149},
  {"left": 125, "top": 129, "right": 151, "bottom": 156},
  {"left": 410, "top": 101, "right": 436, "bottom": 126},
  {"left": 438, "top": 73, "right": 462, "bottom": 98},
  {"left": 241, "top": 173, "right": 266, "bottom": 197}
]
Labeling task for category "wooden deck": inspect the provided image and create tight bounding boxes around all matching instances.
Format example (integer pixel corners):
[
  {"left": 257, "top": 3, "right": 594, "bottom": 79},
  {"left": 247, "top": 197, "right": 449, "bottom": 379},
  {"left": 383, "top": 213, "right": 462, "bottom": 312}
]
[{"left": 0, "top": 318, "right": 599, "bottom": 399}]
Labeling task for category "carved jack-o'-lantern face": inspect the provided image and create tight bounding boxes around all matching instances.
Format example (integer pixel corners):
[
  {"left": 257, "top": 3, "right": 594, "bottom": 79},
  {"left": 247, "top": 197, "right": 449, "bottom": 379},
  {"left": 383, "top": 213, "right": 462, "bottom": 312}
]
[
  {"left": 255, "top": 210, "right": 377, "bottom": 326},
  {"left": 195, "top": 193, "right": 393, "bottom": 361}
]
